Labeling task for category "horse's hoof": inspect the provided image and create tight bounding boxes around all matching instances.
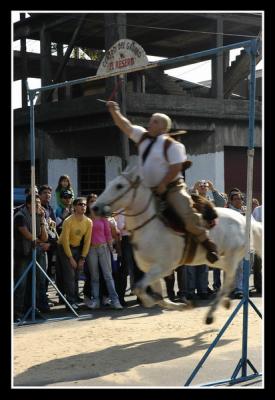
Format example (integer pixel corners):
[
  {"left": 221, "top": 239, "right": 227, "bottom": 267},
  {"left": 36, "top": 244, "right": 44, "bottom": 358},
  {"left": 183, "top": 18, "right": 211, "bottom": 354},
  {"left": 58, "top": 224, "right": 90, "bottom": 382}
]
[
  {"left": 223, "top": 298, "right": 231, "bottom": 309},
  {"left": 147, "top": 290, "right": 163, "bottom": 301},
  {"left": 133, "top": 286, "right": 142, "bottom": 297},
  {"left": 177, "top": 303, "right": 187, "bottom": 311},
  {"left": 186, "top": 301, "right": 195, "bottom": 309},
  {"left": 142, "top": 298, "right": 157, "bottom": 308},
  {"left": 205, "top": 316, "right": 214, "bottom": 324}
]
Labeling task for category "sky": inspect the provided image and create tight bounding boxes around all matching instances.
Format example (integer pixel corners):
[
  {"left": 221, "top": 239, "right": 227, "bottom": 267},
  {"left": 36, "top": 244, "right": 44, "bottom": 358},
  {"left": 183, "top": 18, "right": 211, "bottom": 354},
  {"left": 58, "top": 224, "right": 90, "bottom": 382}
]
[{"left": 12, "top": 11, "right": 262, "bottom": 109}]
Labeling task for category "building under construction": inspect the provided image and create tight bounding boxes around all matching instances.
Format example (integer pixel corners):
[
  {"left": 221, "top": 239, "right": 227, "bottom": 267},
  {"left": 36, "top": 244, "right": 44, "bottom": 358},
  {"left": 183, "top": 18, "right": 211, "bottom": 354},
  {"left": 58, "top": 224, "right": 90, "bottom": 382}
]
[{"left": 13, "top": 12, "right": 262, "bottom": 202}]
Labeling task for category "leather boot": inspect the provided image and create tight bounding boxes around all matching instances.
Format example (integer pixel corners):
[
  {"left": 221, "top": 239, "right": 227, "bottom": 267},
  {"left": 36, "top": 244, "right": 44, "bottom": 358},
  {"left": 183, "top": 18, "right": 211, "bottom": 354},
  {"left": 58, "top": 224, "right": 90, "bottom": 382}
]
[{"left": 202, "top": 238, "right": 219, "bottom": 263}]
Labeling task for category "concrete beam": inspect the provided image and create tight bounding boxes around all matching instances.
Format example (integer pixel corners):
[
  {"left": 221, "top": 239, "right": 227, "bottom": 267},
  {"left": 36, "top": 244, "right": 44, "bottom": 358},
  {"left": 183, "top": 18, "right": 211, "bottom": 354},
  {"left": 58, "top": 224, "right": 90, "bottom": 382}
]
[
  {"left": 13, "top": 50, "right": 99, "bottom": 80},
  {"left": 13, "top": 92, "right": 261, "bottom": 130}
]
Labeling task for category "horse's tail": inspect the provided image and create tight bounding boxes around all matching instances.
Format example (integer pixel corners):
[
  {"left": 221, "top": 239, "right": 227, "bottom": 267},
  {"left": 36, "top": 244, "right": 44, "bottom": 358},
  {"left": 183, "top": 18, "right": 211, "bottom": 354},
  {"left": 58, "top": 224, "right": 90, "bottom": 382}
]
[
  {"left": 251, "top": 219, "right": 262, "bottom": 258},
  {"left": 191, "top": 193, "right": 218, "bottom": 221}
]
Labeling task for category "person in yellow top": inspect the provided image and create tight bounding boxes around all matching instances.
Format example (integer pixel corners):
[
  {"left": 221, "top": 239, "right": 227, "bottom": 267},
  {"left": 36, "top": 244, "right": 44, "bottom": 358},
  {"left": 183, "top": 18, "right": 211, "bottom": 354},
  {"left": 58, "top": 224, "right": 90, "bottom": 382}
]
[{"left": 56, "top": 197, "right": 92, "bottom": 309}]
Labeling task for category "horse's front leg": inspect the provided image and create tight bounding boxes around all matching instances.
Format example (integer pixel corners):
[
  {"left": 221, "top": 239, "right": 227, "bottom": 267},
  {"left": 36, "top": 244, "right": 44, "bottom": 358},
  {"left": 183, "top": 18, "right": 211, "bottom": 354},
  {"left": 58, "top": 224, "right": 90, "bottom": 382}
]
[{"left": 133, "top": 264, "right": 167, "bottom": 308}]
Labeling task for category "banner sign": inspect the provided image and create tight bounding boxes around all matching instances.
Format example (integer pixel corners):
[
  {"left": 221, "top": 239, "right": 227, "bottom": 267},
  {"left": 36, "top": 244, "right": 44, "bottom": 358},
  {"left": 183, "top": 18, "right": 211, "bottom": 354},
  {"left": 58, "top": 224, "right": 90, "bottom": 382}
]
[{"left": 97, "top": 39, "right": 148, "bottom": 76}]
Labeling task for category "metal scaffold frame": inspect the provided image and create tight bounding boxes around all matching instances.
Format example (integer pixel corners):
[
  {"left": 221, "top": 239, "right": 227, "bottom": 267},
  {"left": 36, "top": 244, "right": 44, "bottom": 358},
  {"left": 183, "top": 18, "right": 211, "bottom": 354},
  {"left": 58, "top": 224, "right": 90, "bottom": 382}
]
[{"left": 14, "top": 38, "right": 262, "bottom": 386}]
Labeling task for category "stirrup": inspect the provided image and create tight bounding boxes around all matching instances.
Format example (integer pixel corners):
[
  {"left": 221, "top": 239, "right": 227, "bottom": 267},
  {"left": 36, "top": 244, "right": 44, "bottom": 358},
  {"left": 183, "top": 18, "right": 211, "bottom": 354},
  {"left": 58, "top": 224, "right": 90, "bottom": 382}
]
[{"left": 207, "top": 251, "right": 219, "bottom": 263}]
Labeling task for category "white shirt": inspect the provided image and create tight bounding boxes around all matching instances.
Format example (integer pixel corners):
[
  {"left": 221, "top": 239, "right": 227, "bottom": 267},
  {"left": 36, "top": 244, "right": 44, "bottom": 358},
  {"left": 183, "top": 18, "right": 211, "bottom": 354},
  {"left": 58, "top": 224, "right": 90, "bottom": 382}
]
[
  {"left": 252, "top": 205, "right": 262, "bottom": 222},
  {"left": 130, "top": 125, "right": 187, "bottom": 187},
  {"left": 115, "top": 213, "right": 130, "bottom": 236}
]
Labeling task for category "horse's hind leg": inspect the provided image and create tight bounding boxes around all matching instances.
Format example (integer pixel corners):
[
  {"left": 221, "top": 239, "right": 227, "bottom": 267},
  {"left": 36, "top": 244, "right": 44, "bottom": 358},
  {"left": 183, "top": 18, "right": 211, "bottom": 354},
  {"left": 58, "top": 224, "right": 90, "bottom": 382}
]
[
  {"left": 151, "top": 280, "right": 192, "bottom": 311},
  {"left": 205, "top": 261, "right": 238, "bottom": 324}
]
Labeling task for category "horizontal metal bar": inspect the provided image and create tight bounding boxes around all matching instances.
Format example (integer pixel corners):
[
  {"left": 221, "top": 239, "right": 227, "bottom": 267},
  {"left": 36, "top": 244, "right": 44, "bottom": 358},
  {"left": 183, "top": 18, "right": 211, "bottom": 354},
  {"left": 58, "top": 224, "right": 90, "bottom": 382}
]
[
  {"left": 28, "top": 39, "right": 255, "bottom": 95},
  {"left": 201, "top": 373, "right": 262, "bottom": 387},
  {"left": 28, "top": 63, "right": 158, "bottom": 94}
]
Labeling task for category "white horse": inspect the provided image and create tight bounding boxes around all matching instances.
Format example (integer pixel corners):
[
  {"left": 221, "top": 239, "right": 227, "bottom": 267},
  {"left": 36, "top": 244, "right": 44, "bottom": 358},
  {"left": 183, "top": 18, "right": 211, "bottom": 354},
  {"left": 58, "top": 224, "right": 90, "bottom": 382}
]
[{"left": 93, "top": 168, "right": 262, "bottom": 324}]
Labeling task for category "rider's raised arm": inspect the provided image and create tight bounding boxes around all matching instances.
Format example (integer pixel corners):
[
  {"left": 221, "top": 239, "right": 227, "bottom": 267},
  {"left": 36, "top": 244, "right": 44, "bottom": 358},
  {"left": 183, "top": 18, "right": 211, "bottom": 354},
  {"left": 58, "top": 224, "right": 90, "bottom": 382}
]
[{"left": 106, "top": 101, "right": 133, "bottom": 137}]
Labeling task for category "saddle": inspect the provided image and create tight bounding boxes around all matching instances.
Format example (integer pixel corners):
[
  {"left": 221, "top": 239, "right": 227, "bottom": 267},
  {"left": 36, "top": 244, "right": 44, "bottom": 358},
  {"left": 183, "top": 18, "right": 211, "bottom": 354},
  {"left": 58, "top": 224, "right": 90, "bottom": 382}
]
[{"left": 155, "top": 193, "right": 218, "bottom": 264}]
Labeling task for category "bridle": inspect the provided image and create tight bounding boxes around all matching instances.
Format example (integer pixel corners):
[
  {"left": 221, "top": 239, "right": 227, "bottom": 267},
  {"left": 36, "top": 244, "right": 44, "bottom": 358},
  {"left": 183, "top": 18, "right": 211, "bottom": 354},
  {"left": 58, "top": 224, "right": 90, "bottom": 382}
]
[{"left": 106, "top": 174, "right": 157, "bottom": 232}]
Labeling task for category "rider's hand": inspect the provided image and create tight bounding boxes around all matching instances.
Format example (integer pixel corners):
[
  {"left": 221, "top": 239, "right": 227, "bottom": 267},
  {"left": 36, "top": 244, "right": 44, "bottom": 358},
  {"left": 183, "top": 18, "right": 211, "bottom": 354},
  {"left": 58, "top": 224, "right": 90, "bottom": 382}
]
[{"left": 106, "top": 101, "right": 120, "bottom": 112}]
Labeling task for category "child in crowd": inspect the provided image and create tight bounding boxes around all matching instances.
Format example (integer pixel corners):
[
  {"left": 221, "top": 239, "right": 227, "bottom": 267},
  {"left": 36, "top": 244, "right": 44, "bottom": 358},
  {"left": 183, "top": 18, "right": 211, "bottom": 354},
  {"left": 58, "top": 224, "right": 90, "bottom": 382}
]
[{"left": 55, "top": 175, "right": 75, "bottom": 208}]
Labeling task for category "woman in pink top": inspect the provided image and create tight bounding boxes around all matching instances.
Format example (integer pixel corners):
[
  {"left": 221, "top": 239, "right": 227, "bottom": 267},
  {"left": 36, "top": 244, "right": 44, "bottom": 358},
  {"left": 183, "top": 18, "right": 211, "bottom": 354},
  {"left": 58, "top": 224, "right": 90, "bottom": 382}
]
[{"left": 87, "top": 209, "right": 123, "bottom": 310}]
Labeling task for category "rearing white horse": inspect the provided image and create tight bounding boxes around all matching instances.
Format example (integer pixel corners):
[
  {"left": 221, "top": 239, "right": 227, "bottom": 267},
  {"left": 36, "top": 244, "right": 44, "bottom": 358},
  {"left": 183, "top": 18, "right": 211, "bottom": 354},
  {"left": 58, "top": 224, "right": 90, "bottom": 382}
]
[{"left": 93, "top": 168, "right": 262, "bottom": 324}]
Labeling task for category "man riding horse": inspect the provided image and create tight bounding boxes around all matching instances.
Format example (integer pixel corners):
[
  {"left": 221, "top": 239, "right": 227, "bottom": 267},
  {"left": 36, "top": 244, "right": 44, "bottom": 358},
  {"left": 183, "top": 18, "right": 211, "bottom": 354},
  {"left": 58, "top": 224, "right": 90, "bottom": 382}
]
[{"left": 106, "top": 101, "right": 219, "bottom": 264}]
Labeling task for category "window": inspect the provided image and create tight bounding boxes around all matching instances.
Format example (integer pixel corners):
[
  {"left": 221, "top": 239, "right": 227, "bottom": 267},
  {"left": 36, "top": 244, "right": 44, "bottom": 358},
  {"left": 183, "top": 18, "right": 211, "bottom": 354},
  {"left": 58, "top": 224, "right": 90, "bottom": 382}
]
[
  {"left": 14, "top": 160, "right": 40, "bottom": 186},
  {"left": 78, "top": 157, "right": 105, "bottom": 196}
]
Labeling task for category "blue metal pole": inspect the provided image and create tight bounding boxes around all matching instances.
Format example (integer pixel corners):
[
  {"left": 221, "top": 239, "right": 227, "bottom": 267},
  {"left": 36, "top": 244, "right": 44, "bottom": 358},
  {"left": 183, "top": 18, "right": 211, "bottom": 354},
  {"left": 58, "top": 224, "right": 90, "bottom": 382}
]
[
  {"left": 184, "top": 38, "right": 262, "bottom": 387},
  {"left": 35, "top": 260, "right": 80, "bottom": 318},
  {"left": 184, "top": 300, "right": 244, "bottom": 386},
  {"left": 28, "top": 86, "right": 37, "bottom": 322},
  {"left": 248, "top": 299, "right": 262, "bottom": 318},
  {"left": 240, "top": 38, "right": 258, "bottom": 378},
  {"left": 13, "top": 260, "right": 33, "bottom": 291}
]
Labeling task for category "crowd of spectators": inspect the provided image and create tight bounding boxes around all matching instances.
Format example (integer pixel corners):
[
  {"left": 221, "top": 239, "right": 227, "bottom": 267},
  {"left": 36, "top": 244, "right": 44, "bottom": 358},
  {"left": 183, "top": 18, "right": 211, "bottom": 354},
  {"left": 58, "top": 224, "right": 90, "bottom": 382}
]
[{"left": 13, "top": 175, "right": 262, "bottom": 322}]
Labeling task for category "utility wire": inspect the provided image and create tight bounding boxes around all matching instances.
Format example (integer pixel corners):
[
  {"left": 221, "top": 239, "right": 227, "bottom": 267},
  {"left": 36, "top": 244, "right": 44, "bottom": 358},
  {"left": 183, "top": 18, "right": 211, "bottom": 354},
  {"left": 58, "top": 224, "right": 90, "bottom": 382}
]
[
  {"left": 122, "top": 23, "right": 259, "bottom": 39},
  {"left": 168, "top": 60, "right": 210, "bottom": 78}
]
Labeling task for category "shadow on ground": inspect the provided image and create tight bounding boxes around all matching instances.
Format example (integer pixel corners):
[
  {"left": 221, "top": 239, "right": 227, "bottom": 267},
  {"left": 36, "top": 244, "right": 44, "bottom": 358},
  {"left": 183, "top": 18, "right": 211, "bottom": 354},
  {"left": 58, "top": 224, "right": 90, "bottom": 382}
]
[{"left": 14, "top": 329, "right": 237, "bottom": 386}]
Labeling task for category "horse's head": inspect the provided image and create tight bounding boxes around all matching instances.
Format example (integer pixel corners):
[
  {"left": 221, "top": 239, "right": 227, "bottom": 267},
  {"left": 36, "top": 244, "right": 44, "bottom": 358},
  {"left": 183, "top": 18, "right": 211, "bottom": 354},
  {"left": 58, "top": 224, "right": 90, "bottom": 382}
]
[{"left": 92, "top": 167, "right": 141, "bottom": 217}]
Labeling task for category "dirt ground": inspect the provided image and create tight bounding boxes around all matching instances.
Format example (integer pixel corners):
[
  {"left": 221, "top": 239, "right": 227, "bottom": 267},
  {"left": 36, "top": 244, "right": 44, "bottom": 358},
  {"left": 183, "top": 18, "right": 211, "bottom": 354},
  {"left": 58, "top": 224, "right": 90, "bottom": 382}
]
[{"left": 13, "top": 290, "right": 263, "bottom": 388}]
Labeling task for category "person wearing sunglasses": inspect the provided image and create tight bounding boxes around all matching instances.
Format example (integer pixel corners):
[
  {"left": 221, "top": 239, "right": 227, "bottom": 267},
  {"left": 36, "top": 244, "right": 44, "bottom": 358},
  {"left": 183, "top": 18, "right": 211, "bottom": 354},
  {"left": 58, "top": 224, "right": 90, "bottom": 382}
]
[
  {"left": 55, "top": 190, "right": 74, "bottom": 235},
  {"left": 56, "top": 197, "right": 92, "bottom": 310}
]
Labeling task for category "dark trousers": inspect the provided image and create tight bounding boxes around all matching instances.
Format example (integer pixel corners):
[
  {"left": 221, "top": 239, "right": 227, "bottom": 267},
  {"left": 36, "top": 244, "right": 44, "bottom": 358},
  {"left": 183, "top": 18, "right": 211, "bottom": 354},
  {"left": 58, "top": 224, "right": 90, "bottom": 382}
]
[
  {"left": 14, "top": 250, "right": 46, "bottom": 317},
  {"left": 253, "top": 254, "right": 262, "bottom": 293},
  {"left": 45, "top": 244, "right": 57, "bottom": 292},
  {"left": 185, "top": 265, "right": 209, "bottom": 294},
  {"left": 121, "top": 236, "right": 140, "bottom": 289},
  {"left": 14, "top": 253, "right": 32, "bottom": 317},
  {"left": 110, "top": 254, "right": 123, "bottom": 304},
  {"left": 164, "top": 265, "right": 187, "bottom": 299},
  {"left": 56, "top": 244, "right": 81, "bottom": 303},
  {"left": 213, "top": 268, "right": 222, "bottom": 290}
]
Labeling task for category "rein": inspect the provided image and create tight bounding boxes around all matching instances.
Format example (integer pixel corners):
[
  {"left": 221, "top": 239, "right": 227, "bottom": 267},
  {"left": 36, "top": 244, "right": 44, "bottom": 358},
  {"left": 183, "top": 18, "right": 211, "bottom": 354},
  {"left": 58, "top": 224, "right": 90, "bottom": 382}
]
[
  {"left": 107, "top": 174, "right": 140, "bottom": 210},
  {"left": 108, "top": 174, "right": 157, "bottom": 232}
]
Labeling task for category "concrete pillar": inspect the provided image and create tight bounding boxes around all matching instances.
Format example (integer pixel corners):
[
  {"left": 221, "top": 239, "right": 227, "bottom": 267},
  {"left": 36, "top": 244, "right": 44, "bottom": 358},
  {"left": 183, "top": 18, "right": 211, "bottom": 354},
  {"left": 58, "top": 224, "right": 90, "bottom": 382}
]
[
  {"left": 38, "top": 129, "right": 47, "bottom": 185},
  {"left": 133, "top": 72, "right": 146, "bottom": 93},
  {"left": 20, "top": 13, "right": 28, "bottom": 109},
  {"left": 211, "top": 16, "right": 224, "bottom": 99},
  {"left": 40, "top": 26, "right": 52, "bottom": 103},
  {"left": 56, "top": 43, "right": 66, "bottom": 101},
  {"left": 104, "top": 13, "right": 129, "bottom": 167}
]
